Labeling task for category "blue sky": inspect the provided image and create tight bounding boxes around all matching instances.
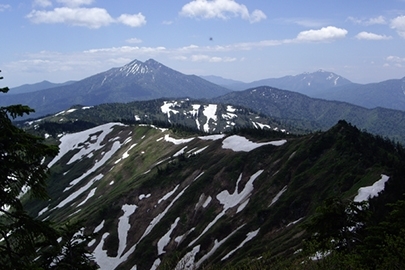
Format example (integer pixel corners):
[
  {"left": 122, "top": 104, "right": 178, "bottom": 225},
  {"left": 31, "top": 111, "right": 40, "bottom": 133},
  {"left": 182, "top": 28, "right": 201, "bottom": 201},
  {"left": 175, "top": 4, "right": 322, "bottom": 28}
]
[{"left": 1, "top": 0, "right": 405, "bottom": 87}]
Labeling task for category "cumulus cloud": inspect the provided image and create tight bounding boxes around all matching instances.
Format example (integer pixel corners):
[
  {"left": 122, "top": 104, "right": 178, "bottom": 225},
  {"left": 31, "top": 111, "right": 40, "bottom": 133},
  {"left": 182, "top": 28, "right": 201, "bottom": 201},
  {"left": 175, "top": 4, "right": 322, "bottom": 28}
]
[
  {"left": 27, "top": 6, "right": 146, "bottom": 28},
  {"left": 386, "top": 55, "right": 405, "bottom": 63},
  {"left": 355, "top": 31, "right": 392, "bottom": 40},
  {"left": 391, "top": 15, "right": 405, "bottom": 38},
  {"left": 27, "top": 7, "right": 115, "bottom": 28},
  {"left": 117, "top": 13, "right": 146, "bottom": 27},
  {"left": 191, "top": 54, "right": 236, "bottom": 62},
  {"left": 347, "top": 16, "right": 386, "bottom": 25},
  {"left": 180, "top": 0, "right": 266, "bottom": 23},
  {"left": 295, "top": 26, "right": 348, "bottom": 42}
]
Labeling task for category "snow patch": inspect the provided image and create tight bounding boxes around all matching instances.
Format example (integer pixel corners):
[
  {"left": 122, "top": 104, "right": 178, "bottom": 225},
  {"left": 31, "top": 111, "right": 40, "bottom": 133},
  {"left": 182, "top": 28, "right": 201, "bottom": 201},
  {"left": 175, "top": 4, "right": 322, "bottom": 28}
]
[
  {"left": 222, "top": 135, "right": 286, "bottom": 152},
  {"left": 354, "top": 174, "right": 389, "bottom": 202},
  {"left": 269, "top": 186, "right": 287, "bottom": 207},
  {"left": 164, "top": 134, "right": 194, "bottom": 145},
  {"left": 222, "top": 229, "right": 260, "bottom": 261},
  {"left": 157, "top": 217, "right": 180, "bottom": 255}
]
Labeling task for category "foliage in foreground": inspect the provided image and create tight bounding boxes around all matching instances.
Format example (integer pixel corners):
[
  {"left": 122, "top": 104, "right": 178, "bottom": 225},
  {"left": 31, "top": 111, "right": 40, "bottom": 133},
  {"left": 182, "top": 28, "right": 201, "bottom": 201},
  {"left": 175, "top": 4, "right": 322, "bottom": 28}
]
[{"left": 0, "top": 72, "right": 97, "bottom": 269}]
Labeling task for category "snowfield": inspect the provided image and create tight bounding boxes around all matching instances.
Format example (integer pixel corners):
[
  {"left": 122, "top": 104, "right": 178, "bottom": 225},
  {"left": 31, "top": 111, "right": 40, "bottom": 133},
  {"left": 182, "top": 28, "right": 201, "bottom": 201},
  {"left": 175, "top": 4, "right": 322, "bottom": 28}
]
[
  {"left": 354, "top": 174, "right": 390, "bottom": 202},
  {"left": 222, "top": 135, "right": 287, "bottom": 152}
]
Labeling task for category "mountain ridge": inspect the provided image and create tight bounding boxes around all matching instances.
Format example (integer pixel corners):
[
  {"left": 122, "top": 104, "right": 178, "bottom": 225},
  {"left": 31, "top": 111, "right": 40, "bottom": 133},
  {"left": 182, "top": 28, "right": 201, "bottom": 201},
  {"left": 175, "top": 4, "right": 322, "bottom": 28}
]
[
  {"left": 0, "top": 59, "right": 231, "bottom": 119},
  {"left": 22, "top": 115, "right": 405, "bottom": 269}
]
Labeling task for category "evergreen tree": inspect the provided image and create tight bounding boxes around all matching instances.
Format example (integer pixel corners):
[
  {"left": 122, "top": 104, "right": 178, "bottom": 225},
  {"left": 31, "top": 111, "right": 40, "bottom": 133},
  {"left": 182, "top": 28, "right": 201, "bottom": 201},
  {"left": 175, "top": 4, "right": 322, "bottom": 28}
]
[{"left": 0, "top": 71, "right": 97, "bottom": 269}]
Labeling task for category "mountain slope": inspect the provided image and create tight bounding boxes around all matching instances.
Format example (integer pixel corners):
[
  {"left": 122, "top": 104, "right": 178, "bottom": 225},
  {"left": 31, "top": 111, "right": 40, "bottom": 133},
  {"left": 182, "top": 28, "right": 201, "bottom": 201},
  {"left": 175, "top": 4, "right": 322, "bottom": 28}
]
[
  {"left": 23, "top": 117, "right": 405, "bottom": 269},
  {"left": 9, "top": 80, "right": 75, "bottom": 95},
  {"left": 205, "top": 70, "right": 353, "bottom": 96},
  {"left": 313, "top": 77, "right": 405, "bottom": 111},
  {"left": 0, "top": 59, "right": 230, "bottom": 119},
  {"left": 214, "top": 86, "right": 405, "bottom": 143},
  {"left": 24, "top": 99, "right": 290, "bottom": 135}
]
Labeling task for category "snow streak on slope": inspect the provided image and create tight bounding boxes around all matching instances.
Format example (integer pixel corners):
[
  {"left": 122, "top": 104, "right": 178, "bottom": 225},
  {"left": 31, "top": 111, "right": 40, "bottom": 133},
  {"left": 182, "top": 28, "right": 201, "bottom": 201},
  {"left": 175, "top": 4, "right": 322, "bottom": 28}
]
[
  {"left": 354, "top": 174, "right": 389, "bottom": 202},
  {"left": 222, "top": 135, "right": 287, "bottom": 152},
  {"left": 93, "top": 204, "right": 137, "bottom": 270},
  {"left": 269, "top": 186, "right": 287, "bottom": 207},
  {"left": 161, "top": 101, "right": 180, "bottom": 122},
  {"left": 202, "top": 104, "right": 217, "bottom": 132},
  {"left": 189, "top": 170, "right": 263, "bottom": 247},
  {"left": 221, "top": 228, "right": 260, "bottom": 261},
  {"left": 157, "top": 217, "right": 180, "bottom": 255},
  {"left": 164, "top": 134, "right": 194, "bottom": 145},
  {"left": 48, "top": 122, "right": 125, "bottom": 168},
  {"left": 56, "top": 174, "right": 104, "bottom": 208},
  {"left": 195, "top": 225, "right": 243, "bottom": 268}
]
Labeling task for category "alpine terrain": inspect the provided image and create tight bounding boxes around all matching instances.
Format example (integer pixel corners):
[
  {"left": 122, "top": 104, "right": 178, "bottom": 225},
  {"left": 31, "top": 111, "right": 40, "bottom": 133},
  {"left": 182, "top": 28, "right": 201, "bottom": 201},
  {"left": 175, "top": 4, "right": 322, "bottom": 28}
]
[
  {"left": 17, "top": 101, "right": 405, "bottom": 269},
  {"left": 0, "top": 59, "right": 230, "bottom": 119}
]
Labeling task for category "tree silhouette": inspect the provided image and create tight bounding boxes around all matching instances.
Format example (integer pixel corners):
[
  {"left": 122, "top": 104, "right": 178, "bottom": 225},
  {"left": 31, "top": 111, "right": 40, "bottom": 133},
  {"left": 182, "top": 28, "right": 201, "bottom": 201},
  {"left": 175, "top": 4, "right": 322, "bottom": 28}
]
[{"left": 0, "top": 71, "right": 97, "bottom": 269}]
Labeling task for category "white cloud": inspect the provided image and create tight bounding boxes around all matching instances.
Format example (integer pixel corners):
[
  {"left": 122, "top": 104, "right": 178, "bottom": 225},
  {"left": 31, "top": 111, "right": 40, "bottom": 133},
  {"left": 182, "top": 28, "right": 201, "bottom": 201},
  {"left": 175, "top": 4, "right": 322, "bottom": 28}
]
[
  {"left": 33, "top": 0, "right": 52, "bottom": 7},
  {"left": 84, "top": 46, "right": 166, "bottom": 54},
  {"left": 27, "top": 7, "right": 146, "bottom": 29},
  {"left": 190, "top": 54, "right": 236, "bottom": 62},
  {"left": 295, "top": 26, "right": 348, "bottom": 42},
  {"left": 391, "top": 15, "right": 405, "bottom": 38},
  {"left": 355, "top": 31, "right": 392, "bottom": 40},
  {"left": 347, "top": 16, "right": 386, "bottom": 26},
  {"left": 180, "top": 0, "right": 266, "bottom": 23},
  {"left": 162, "top": 20, "right": 173, "bottom": 25},
  {"left": 386, "top": 55, "right": 405, "bottom": 63},
  {"left": 56, "top": 0, "right": 94, "bottom": 7},
  {"left": 117, "top": 13, "right": 146, "bottom": 27},
  {"left": 0, "top": 4, "right": 11, "bottom": 11},
  {"left": 27, "top": 7, "right": 114, "bottom": 28},
  {"left": 126, "top": 38, "right": 143, "bottom": 44},
  {"left": 289, "top": 18, "right": 329, "bottom": 28}
]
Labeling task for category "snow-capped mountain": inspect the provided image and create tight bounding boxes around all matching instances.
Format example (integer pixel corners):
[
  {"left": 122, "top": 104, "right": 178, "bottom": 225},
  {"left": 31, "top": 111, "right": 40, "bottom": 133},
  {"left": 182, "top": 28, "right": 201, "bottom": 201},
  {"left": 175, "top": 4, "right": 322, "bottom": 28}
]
[
  {"left": 0, "top": 59, "right": 230, "bottom": 119},
  {"left": 28, "top": 99, "right": 289, "bottom": 135}
]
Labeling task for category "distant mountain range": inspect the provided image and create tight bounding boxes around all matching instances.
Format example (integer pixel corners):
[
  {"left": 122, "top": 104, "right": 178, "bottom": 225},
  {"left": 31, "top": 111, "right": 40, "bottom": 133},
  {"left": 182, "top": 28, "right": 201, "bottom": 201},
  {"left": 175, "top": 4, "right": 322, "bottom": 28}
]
[
  {"left": 214, "top": 86, "right": 405, "bottom": 143},
  {"left": 8, "top": 80, "right": 76, "bottom": 95},
  {"left": 202, "top": 71, "right": 405, "bottom": 111},
  {"left": 3, "top": 58, "right": 405, "bottom": 143},
  {"left": 0, "top": 59, "right": 230, "bottom": 118}
]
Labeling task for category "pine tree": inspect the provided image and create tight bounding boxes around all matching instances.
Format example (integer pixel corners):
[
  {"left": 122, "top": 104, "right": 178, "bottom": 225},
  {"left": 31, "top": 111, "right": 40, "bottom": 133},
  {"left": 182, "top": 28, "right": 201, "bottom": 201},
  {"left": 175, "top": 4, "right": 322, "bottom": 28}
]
[{"left": 0, "top": 71, "right": 97, "bottom": 269}]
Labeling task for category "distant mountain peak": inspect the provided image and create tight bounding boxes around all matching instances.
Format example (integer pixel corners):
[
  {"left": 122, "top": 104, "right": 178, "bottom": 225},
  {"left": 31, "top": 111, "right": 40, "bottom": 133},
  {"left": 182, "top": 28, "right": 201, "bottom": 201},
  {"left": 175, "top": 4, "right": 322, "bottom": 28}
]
[{"left": 119, "top": 59, "right": 151, "bottom": 76}]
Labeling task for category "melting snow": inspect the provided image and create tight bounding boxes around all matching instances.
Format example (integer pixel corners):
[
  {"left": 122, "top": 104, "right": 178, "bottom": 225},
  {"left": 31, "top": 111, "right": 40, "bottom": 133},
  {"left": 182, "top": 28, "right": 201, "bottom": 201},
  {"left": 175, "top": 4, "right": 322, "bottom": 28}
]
[
  {"left": 77, "top": 187, "right": 97, "bottom": 207},
  {"left": 161, "top": 101, "right": 180, "bottom": 120},
  {"left": 175, "top": 245, "right": 200, "bottom": 270},
  {"left": 157, "top": 217, "right": 180, "bottom": 255},
  {"left": 93, "top": 204, "right": 137, "bottom": 270},
  {"left": 173, "top": 146, "right": 188, "bottom": 157},
  {"left": 94, "top": 220, "right": 105, "bottom": 233},
  {"left": 287, "top": 217, "right": 303, "bottom": 227},
  {"left": 158, "top": 185, "right": 179, "bottom": 204},
  {"left": 354, "top": 174, "right": 389, "bottom": 202},
  {"left": 202, "top": 104, "right": 217, "bottom": 132},
  {"left": 56, "top": 174, "right": 104, "bottom": 209},
  {"left": 189, "top": 170, "right": 263, "bottom": 247},
  {"left": 222, "top": 135, "right": 287, "bottom": 152},
  {"left": 269, "top": 186, "right": 287, "bottom": 207},
  {"left": 139, "top": 194, "right": 151, "bottom": 200},
  {"left": 195, "top": 225, "right": 243, "bottom": 268},
  {"left": 221, "top": 228, "right": 260, "bottom": 261},
  {"left": 164, "top": 134, "right": 194, "bottom": 145},
  {"left": 198, "top": 134, "right": 225, "bottom": 141},
  {"left": 48, "top": 122, "right": 126, "bottom": 168}
]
